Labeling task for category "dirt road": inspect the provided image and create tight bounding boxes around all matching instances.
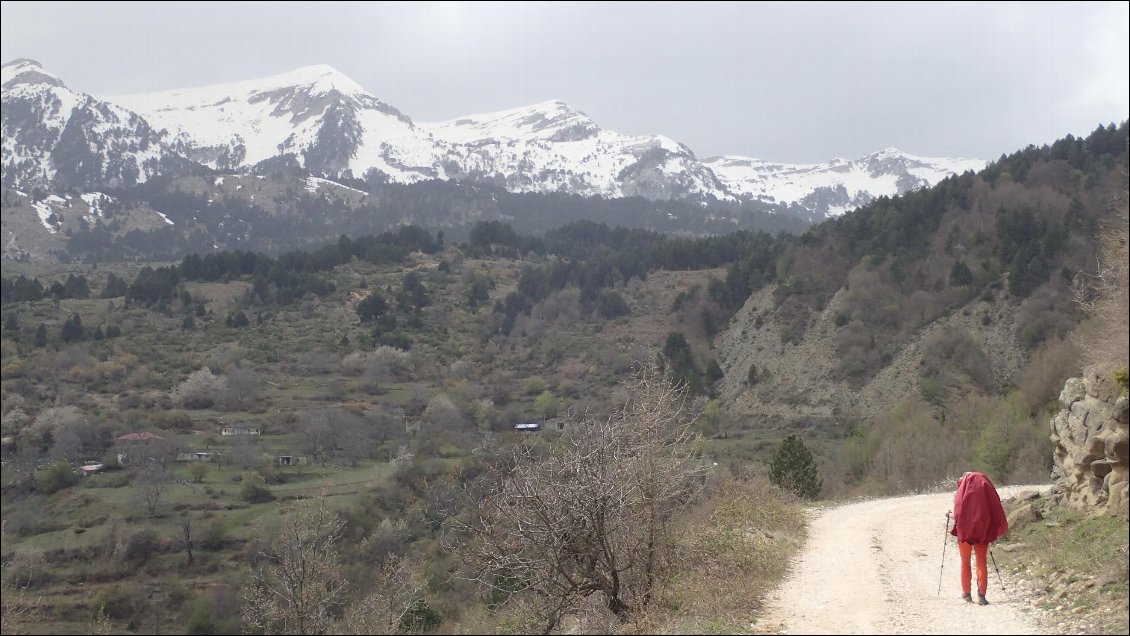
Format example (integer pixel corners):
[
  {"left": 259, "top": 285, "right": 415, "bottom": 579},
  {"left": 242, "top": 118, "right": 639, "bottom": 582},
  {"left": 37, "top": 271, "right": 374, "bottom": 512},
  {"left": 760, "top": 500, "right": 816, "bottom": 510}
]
[{"left": 754, "top": 486, "right": 1052, "bottom": 635}]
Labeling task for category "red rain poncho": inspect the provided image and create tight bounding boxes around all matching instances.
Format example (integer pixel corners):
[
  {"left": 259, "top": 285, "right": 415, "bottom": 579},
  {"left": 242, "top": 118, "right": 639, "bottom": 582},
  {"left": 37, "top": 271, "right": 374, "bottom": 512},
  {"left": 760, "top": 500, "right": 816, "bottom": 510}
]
[{"left": 950, "top": 471, "right": 1009, "bottom": 545}]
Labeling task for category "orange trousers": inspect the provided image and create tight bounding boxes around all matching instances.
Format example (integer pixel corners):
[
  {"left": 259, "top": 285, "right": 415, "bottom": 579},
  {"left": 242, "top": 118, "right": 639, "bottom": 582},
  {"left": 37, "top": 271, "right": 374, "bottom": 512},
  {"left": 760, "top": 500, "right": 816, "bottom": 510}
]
[{"left": 958, "top": 541, "right": 988, "bottom": 596}]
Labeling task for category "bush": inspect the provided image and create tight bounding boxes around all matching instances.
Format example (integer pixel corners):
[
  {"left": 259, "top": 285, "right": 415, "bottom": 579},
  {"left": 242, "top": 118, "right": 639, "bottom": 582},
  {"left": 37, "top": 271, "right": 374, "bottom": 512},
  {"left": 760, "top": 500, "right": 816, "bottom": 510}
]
[
  {"left": 186, "top": 600, "right": 218, "bottom": 635},
  {"left": 920, "top": 327, "right": 992, "bottom": 391},
  {"left": 38, "top": 462, "right": 80, "bottom": 494},
  {"left": 1114, "top": 367, "right": 1129, "bottom": 398},
  {"left": 201, "top": 518, "right": 227, "bottom": 550},
  {"left": 597, "top": 290, "right": 631, "bottom": 319},
  {"left": 124, "top": 528, "right": 161, "bottom": 562},
  {"left": 94, "top": 583, "right": 146, "bottom": 620},
  {"left": 769, "top": 435, "right": 822, "bottom": 499},
  {"left": 239, "top": 471, "right": 274, "bottom": 503}
]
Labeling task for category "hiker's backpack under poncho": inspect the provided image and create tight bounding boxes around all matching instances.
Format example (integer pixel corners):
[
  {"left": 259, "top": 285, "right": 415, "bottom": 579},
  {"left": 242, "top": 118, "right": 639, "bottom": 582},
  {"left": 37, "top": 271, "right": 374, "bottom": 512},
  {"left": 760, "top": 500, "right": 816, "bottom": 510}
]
[{"left": 950, "top": 471, "right": 1009, "bottom": 544}]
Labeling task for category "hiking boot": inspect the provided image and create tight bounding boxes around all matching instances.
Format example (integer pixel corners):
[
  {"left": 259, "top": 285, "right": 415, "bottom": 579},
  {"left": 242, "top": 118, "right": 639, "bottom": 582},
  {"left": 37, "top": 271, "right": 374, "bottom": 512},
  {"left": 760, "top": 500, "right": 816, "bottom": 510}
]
[
  {"left": 961, "top": 593, "right": 973, "bottom": 603},
  {"left": 977, "top": 594, "right": 989, "bottom": 606}
]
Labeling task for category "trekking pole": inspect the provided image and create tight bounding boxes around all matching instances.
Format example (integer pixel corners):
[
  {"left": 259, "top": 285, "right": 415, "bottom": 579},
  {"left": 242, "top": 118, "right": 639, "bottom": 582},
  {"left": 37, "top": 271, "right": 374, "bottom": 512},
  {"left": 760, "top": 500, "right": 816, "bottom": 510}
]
[
  {"left": 989, "top": 547, "right": 1007, "bottom": 593},
  {"left": 937, "top": 511, "right": 951, "bottom": 595}
]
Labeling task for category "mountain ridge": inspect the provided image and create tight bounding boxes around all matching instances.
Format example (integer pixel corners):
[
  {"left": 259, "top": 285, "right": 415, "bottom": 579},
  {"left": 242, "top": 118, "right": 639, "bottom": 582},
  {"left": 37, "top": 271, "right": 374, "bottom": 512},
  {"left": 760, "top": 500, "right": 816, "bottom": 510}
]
[{"left": 3, "top": 59, "right": 984, "bottom": 218}]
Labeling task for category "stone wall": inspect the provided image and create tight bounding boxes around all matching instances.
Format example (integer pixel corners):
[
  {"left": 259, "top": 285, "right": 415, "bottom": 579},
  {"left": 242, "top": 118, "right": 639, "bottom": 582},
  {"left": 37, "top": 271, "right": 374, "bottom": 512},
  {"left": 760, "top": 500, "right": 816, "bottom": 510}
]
[{"left": 1049, "top": 368, "right": 1129, "bottom": 515}]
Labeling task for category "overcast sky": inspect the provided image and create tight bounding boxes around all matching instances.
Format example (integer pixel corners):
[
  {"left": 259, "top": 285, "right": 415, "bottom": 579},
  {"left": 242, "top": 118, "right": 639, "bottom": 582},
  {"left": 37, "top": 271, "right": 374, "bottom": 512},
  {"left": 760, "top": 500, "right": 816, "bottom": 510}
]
[{"left": 2, "top": 1, "right": 1127, "bottom": 163}]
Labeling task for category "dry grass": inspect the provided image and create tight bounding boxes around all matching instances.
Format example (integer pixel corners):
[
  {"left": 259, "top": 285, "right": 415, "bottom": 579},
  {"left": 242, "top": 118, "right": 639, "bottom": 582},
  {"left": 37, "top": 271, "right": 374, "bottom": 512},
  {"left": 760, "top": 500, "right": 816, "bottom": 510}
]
[{"left": 642, "top": 473, "right": 807, "bottom": 634}]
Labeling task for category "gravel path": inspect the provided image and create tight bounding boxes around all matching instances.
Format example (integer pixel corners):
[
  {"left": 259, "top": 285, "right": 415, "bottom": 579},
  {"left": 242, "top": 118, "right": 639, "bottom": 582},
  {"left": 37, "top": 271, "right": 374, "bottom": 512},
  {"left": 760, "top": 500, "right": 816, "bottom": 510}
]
[{"left": 753, "top": 486, "right": 1054, "bottom": 635}]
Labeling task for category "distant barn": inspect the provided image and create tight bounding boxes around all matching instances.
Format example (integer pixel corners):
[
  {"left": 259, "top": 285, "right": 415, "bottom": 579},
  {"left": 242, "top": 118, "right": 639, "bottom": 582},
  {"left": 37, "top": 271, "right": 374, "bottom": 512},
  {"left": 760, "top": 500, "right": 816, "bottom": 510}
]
[
  {"left": 176, "top": 451, "right": 218, "bottom": 462},
  {"left": 221, "top": 426, "right": 260, "bottom": 436},
  {"left": 115, "top": 432, "right": 164, "bottom": 443}
]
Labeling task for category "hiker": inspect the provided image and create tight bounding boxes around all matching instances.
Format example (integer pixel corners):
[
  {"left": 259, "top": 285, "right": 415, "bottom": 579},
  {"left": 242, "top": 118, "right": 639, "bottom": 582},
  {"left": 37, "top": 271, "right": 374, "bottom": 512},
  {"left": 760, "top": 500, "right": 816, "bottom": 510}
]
[{"left": 950, "top": 471, "right": 1009, "bottom": 605}]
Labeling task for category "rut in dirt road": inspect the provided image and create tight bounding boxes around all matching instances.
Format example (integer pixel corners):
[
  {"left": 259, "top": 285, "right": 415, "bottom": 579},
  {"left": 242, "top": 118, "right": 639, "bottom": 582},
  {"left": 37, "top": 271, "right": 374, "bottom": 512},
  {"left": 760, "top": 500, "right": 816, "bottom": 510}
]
[{"left": 753, "top": 487, "right": 1051, "bottom": 635}]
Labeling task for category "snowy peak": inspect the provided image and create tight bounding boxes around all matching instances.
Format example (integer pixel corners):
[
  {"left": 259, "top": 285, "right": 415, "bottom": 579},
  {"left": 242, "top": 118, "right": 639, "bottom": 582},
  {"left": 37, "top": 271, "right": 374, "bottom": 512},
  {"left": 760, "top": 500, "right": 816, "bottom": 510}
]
[
  {"left": 1, "top": 58, "right": 66, "bottom": 90},
  {"left": 425, "top": 99, "right": 601, "bottom": 144},
  {"left": 704, "top": 148, "right": 986, "bottom": 217},
  {"left": 118, "top": 63, "right": 384, "bottom": 115},
  {"left": 255, "top": 63, "right": 370, "bottom": 98},
  {"left": 425, "top": 98, "right": 723, "bottom": 200},
  {"left": 2, "top": 59, "right": 185, "bottom": 191},
  {"left": 113, "top": 64, "right": 436, "bottom": 178}
]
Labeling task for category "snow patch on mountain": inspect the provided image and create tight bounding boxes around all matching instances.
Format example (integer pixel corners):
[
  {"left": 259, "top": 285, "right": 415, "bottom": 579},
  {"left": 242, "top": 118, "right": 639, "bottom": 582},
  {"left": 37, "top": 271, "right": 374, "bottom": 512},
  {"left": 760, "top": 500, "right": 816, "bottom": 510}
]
[
  {"left": 32, "top": 200, "right": 59, "bottom": 233},
  {"left": 306, "top": 176, "right": 366, "bottom": 195},
  {"left": 80, "top": 192, "right": 112, "bottom": 222}
]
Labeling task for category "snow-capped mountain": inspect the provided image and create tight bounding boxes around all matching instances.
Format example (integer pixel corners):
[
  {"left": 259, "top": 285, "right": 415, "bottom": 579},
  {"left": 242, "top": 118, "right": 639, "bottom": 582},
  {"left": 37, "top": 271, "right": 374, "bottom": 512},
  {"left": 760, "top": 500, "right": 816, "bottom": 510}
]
[
  {"left": 423, "top": 100, "right": 730, "bottom": 200},
  {"left": 2, "top": 60, "right": 985, "bottom": 219},
  {"left": 704, "top": 149, "right": 985, "bottom": 217},
  {"left": 1, "top": 58, "right": 190, "bottom": 191},
  {"left": 113, "top": 64, "right": 449, "bottom": 182}
]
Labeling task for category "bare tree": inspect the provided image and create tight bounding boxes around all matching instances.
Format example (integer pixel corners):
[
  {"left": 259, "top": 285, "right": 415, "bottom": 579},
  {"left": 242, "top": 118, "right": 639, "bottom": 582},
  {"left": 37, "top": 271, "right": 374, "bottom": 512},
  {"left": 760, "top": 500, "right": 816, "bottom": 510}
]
[
  {"left": 298, "top": 408, "right": 368, "bottom": 468},
  {"left": 242, "top": 497, "right": 347, "bottom": 635},
  {"left": 299, "top": 409, "right": 339, "bottom": 467},
  {"left": 448, "top": 365, "right": 705, "bottom": 633},
  {"left": 132, "top": 463, "right": 167, "bottom": 518},
  {"left": 177, "top": 514, "right": 195, "bottom": 565},
  {"left": 226, "top": 435, "right": 261, "bottom": 470},
  {"left": 221, "top": 365, "right": 262, "bottom": 410}
]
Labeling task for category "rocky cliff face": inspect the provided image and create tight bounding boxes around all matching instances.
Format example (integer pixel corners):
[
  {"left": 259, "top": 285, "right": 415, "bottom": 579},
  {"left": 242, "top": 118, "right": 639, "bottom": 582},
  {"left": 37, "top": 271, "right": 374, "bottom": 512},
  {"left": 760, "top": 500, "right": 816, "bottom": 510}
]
[
  {"left": 714, "top": 282, "right": 1028, "bottom": 423},
  {"left": 1049, "top": 369, "right": 1129, "bottom": 515}
]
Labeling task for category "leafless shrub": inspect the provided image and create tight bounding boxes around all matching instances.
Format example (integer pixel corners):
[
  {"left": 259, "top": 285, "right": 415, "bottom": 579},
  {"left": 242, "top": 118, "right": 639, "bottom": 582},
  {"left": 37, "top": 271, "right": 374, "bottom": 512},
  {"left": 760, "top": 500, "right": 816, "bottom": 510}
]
[
  {"left": 242, "top": 497, "right": 347, "bottom": 635},
  {"left": 1073, "top": 204, "right": 1129, "bottom": 372},
  {"left": 1017, "top": 336, "right": 1081, "bottom": 415},
  {"left": 920, "top": 326, "right": 993, "bottom": 390},
  {"left": 334, "top": 554, "right": 426, "bottom": 635},
  {"left": 448, "top": 364, "right": 705, "bottom": 633},
  {"left": 0, "top": 582, "right": 40, "bottom": 635}
]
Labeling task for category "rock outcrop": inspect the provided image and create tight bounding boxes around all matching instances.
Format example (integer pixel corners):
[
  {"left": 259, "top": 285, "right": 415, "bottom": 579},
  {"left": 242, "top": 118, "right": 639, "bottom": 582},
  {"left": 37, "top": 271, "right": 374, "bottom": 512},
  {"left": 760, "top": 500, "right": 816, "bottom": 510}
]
[{"left": 1049, "top": 368, "right": 1129, "bottom": 515}]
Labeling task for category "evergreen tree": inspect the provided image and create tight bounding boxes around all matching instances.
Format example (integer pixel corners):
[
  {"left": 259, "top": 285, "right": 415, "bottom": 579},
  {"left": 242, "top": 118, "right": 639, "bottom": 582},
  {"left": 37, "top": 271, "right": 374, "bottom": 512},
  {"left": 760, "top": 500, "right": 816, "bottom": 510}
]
[
  {"left": 33, "top": 322, "right": 48, "bottom": 347},
  {"left": 101, "top": 272, "right": 129, "bottom": 298},
  {"left": 769, "top": 434, "right": 822, "bottom": 499},
  {"left": 949, "top": 260, "right": 973, "bottom": 287},
  {"left": 226, "top": 310, "right": 250, "bottom": 328},
  {"left": 61, "top": 313, "right": 84, "bottom": 342},
  {"left": 356, "top": 292, "right": 389, "bottom": 322},
  {"left": 661, "top": 332, "right": 702, "bottom": 395},
  {"left": 64, "top": 274, "right": 90, "bottom": 299},
  {"left": 3, "top": 312, "right": 19, "bottom": 335}
]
